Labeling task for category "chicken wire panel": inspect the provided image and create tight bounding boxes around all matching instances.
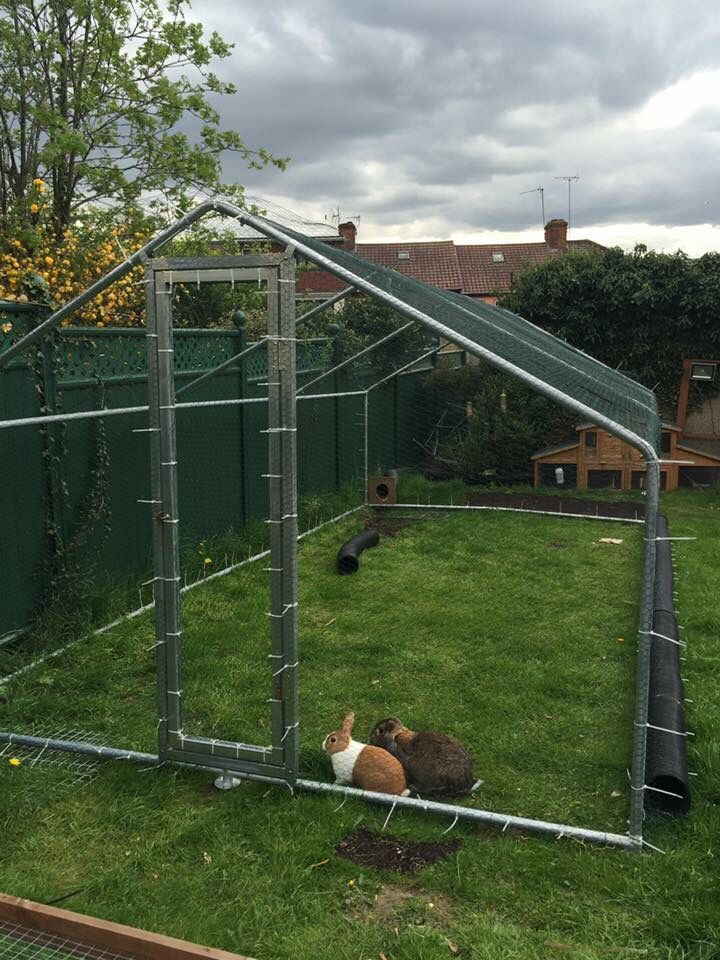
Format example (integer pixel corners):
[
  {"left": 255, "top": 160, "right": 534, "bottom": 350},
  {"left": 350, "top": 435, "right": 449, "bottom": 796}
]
[{"left": 0, "top": 920, "right": 135, "bottom": 960}]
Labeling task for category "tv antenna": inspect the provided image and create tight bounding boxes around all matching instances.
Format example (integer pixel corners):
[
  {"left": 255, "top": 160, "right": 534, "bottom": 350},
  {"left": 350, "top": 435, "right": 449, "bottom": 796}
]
[
  {"left": 520, "top": 186, "right": 545, "bottom": 230},
  {"left": 554, "top": 175, "right": 579, "bottom": 233}
]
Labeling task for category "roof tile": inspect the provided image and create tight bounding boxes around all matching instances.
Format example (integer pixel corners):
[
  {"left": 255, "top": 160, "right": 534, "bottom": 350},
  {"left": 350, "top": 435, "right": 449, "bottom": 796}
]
[{"left": 296, "top": 238, "right": 605, "bottom": 298}]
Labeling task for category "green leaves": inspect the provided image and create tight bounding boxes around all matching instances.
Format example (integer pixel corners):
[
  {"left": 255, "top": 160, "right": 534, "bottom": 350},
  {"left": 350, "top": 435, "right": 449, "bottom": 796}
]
[
  {"left": 0, "top": 0, "right": 287, "bottom": 240},
  {"left": 500, "top": 246, "right": 720, "bottom": 416}
]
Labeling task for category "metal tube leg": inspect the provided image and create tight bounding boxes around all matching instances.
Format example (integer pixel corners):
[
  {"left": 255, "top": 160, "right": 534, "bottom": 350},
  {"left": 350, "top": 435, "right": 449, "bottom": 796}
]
[
  {"left": 628, "top": 456, "right": 661, "bottom": 844},
  {"left": 266, "top": 257, "right": 299, "bottom": 781}
]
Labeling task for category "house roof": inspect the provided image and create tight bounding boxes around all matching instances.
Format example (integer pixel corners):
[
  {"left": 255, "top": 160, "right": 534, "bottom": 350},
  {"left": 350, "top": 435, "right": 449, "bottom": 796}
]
[
  {"left": 355, "top": 241, "right": 463, "bottom": 290},
  {"left": 297, "top": 237, "right": 606, "bottom": 298},
  {"left": 456, "top": 240, "right": 605, "bottom": 297}
]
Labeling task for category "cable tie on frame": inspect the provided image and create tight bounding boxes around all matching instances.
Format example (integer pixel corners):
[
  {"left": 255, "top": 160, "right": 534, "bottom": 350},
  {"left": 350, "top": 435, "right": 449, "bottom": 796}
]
[
  {"left": 636, "top": 721, "right": 693, "bottom": 737},
  {"left": 271, "top": 661, "right": 298, "bottom": 677},
  {"left": 638, "top": 629, "right": 686, "bottom": 647},
  {"left": 643, "top": 784, "right": 687, "bottom": 800},
  {"left": 441, "top": 814, "right": 459, "bottom": 835},
  {"left": 646, "top": 536, "right": 697, "bottom": 542},
  {"left": 114, "top": 234, "right": 131, "bottom": 263},
  {"left": 382, "top": 802, "right": 397, "bottom": 832},
  {"left": 280, "top": 722, "right": 299, "bottom": 743},
  {"left": 640, "top": 837, "right": 666, "bottom": 854}
]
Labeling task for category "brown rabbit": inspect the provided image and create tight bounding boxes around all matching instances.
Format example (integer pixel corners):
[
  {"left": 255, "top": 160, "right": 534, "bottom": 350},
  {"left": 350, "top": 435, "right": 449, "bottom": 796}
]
[
  {"left": 323, "top": 712, "right": 409, "bottom": 796},
  {"left": 369, "top": 717, "right": 478, "bottom": 796}
]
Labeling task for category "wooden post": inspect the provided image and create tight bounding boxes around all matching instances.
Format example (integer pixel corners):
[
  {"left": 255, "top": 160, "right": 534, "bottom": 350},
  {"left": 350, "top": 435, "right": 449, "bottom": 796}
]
[{"left": 0, "top": 893, "right": 254, "bottom": 960}]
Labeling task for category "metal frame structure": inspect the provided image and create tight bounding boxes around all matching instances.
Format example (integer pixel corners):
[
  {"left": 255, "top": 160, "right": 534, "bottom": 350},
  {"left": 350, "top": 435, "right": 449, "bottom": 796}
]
[{"left": 0, "top": 198, "right": 664, "bottom": 851}]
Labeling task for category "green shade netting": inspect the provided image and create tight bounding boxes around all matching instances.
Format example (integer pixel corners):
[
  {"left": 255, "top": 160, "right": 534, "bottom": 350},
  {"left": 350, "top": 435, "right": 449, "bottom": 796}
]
[{"left": 260, "top": 216, "right": 660, "bottom": 454}]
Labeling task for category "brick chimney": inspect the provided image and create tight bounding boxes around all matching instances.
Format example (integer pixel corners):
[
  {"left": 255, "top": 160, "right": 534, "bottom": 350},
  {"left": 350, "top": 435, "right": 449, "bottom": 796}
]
[
  {"left": 338, "top": 220, "right": 357, "bottom": 251},
  {"left": 544, "top": 218, "right": 568, "bottom": 250}
]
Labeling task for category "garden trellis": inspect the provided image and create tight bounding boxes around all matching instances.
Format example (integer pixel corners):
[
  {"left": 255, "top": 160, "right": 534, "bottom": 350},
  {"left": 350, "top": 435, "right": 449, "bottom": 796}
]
[{"left": 0, "top": 197, "right": 666, "bottom": 851}]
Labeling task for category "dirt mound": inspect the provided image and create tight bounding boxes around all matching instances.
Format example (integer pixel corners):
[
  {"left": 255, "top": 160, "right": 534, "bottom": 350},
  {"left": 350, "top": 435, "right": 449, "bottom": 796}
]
[{"left": 335, "top": 826, "right": 460, "bottom": 873}]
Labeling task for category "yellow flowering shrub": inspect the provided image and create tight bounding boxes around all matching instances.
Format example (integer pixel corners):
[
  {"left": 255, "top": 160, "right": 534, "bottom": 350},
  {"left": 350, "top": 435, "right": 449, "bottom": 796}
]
[{"left": 0, "top": 181, "right": 152, "bottom": 327}]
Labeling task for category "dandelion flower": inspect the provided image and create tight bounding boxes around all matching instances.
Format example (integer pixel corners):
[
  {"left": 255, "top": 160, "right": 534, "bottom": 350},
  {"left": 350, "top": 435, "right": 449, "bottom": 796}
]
[
  {"left": 9, "top": 758, "right": 22, "bottom": 767},
  {"left": 204, "top": 557, "right": 212, "bottom": 565}
]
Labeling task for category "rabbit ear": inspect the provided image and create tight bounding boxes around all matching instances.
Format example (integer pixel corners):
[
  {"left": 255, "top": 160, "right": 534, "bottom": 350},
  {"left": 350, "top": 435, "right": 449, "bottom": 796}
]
[{"left": 342, "top": 712, "right": 356, "bottom": 735}]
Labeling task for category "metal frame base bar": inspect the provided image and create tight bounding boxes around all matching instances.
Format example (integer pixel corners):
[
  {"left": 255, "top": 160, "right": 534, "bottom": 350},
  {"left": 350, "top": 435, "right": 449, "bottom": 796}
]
[
  {"left": 373, "top": 502, "right": 645, "bottom": 524},
  {"left": 295, "top": 779, "right": 638, "bottom": 850},
  {"left": 0, "top": 732, "right": 637, "bottom": 850}
]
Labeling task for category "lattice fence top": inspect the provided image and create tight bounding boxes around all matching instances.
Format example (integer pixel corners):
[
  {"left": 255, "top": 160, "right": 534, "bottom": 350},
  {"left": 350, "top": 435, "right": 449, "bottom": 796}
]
[{"left": 1, "top": 318, "right": 332, "bottom": 386}]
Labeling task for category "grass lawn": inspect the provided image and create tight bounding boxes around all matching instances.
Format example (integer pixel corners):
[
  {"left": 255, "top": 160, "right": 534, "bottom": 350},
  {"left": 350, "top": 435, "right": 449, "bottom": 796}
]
[{"left": 0, "top": 487, "right": 718, "bottom": 960}]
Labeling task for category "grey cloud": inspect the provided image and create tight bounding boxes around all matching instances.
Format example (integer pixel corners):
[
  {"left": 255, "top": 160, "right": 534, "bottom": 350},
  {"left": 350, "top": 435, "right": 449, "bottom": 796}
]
[{"left": 193, "top": 0, "right": 720, "bottom": 237}]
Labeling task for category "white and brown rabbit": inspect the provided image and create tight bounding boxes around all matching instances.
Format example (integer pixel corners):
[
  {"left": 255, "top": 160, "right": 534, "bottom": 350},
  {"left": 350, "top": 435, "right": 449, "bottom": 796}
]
[
  {"left": 369, "top": 717, "right": 479, "bottom": 796},
  {"left": 323, "top": 712, "right": 410, "bottom": 796}
]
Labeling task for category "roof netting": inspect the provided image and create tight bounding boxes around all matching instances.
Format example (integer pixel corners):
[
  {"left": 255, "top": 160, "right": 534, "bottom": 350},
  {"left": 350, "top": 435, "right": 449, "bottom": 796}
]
[{"left": 257, "top": 215, "right": 660, "bottom": 454}]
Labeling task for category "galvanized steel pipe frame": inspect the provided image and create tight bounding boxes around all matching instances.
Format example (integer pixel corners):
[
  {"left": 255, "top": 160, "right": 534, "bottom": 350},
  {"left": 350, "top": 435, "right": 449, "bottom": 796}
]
[
  {"left": 0, "top": 731, "right": 635, "bottom": 850},
  {"left": 226, "top": 203, "right": 659, "bottom": 849},
  {"left": 144, "top": 255, "right": 299, "bottom": 777},
  {"left": 0, "top": 197, "right": 659, "bottom": 848}
]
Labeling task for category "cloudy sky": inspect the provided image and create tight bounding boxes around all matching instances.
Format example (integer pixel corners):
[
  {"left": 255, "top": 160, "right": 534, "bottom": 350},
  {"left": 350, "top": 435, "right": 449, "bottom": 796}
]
[{"left": 194, "top": 0, "right": 720, "bottom": 254}]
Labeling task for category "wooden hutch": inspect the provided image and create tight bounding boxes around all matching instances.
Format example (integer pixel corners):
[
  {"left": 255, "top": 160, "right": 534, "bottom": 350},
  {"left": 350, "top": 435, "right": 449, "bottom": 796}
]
[{"left": 532, "top": 423, "right": 720, "bottom": 491}]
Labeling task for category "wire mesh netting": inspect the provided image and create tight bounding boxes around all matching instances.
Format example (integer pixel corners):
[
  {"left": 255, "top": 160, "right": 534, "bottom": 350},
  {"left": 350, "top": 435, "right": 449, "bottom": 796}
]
[
  {"left": 0, "top": 728, "right": 104, "bottom": 785},
  {"left": 0, "top": 229, "right": 660, "bottom": 845},
  {"left": 0, "top": 920, "right": 134, "bottom": 960},
  {"left": 256, "top": 217, "right": 661, "bottom": 454}
]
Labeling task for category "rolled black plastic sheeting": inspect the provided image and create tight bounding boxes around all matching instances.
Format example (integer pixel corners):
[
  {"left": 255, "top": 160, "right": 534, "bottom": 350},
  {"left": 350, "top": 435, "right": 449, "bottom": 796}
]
[
  {"left": 645, "top": 514, "right": 691, "bottom": 814},
  {"left": 336, "top": 529, "right": 380, "bottom": 575}
]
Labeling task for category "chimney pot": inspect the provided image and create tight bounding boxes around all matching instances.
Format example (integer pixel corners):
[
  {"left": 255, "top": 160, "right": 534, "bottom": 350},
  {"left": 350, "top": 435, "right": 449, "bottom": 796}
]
[
  {"left": 338, "top": 220, "right": 356, "bottom": 251},
  {"left": 544, "top": 218, "right": 568, "bottom": 250}
]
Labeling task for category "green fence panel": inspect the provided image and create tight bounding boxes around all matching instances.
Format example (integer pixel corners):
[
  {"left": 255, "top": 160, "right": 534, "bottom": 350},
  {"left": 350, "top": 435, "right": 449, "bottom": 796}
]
[{"left": 1, "top": 314, "right": 437, "bottom": 637}]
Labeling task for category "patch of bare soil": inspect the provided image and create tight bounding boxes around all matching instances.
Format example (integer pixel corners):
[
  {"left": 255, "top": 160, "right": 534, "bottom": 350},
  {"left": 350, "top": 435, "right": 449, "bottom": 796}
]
[
  {"left": 363, "top": 514, "right": 416, "bottom": 538},
  {"left": 335, "top": 826, "right": 461, "bottom": 873},
  {"left": 350, "top": 883, "right": 456, "bottom": 930}
]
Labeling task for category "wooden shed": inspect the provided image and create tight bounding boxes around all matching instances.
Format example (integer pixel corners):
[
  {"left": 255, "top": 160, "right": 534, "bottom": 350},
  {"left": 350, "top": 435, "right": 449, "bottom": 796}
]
[{"left": 532, "top": 423, "right": 720, "bottom": 491}]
